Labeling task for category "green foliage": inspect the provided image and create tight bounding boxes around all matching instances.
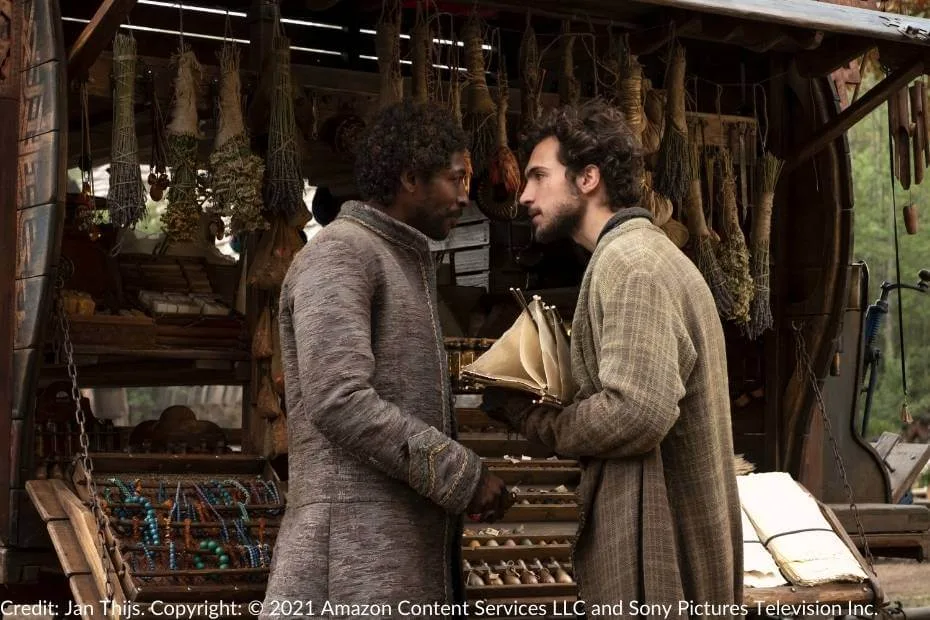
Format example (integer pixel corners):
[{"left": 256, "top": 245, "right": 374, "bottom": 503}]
[{"left": 849, "top": 93, "right": 930, "bottom": 439}]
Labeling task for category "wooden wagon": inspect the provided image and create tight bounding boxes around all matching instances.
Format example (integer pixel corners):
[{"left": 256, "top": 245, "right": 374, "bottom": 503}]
[{"left": 3, "top": 0, "right": 930, "bottom": 616}]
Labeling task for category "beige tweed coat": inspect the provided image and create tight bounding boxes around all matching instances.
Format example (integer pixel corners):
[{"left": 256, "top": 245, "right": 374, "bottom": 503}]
[
  {"left": 518, "top": 217, "right": 744, "bottom": 619},
  {"left": 262, "top": 202, "right": 482, "bottom": 619}
]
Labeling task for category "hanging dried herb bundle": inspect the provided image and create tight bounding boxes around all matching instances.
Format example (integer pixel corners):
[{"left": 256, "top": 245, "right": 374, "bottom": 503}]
[
  {"left": 164, "top": 46, "right": 204, "bottom": 243},
  {"left": 641, "top": 80, "right": 666, "bottom": 156},
  {"left": 612, "top": 34, "right": 644, "bottom": 146},
  {"left": 685, "top": 135, "right": 735, "bottom": 318},
  {"left": 248, "top": 216, "right": 305, "bottom": 290},
  {"left": 208, "top": 41, "right": 267, "bottom": 236},
  {"left": 715, "top": 148, "right": 754, "bottom": 326},
  {"left": 642, "top": 171, "right": 672, "bottom": 226},
  {"left": 146, "top": 73, "right": 170, "bottom": 202},
  {"left": 478, "top": 62, "right": 520, "bottom": 220},
  {"left": 410, "top": 3, "right": 433, "bottom": 104},
  {"left": 519, "top": 15, "right": 542, "bottom": 138},
  {"left": 375, "top": 4, "right": 403, "bottom": 108},
  {"left": 745, "top": 152, "right": 784, "bottom": 339},
  {"left": 654, "top": 43, "right": 690, "bottom": 206},
  {"left": 107, "top": 33, "right": 147, "bottom": 229},
  {"left": 558, "top": 21, "right": 580, "bottom": 107},
  {"left": 461, "top": 13, "right": 497, "bottom": 182},
  {"left": 448, "top": 67, "right": 473, "bottom": 195},
  {"left": 265, "top": 34, "right": 310, "bottom": 228}
]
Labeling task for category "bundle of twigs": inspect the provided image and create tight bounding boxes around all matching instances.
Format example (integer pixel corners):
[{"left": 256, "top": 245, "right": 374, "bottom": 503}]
[
  {"left": 518, "top": 15, "right": 542, "bottom": 139},
  {"left": 654, "top": 43, "right": 690, "bottom": 206},
  {"left": 612, "top": 34, "right": 644, "bottom": 147},
  {"left": 745, "top": 152, "right": 784, "bottom": 339},
  {"left": 410, "top": 3, "right": 433, "bottom": 104},
  {"left": 685, "top": 134, "right": 735, "bottom": 317},
  {"left": 163, "top": 46, "right": 204, "bottom": 243},
  {"left": 642, "top": 171, "right": 673, "bottom": 226},
  {"left": 641, "top": 80, "right": 666, "bottom": 157},
  {"left": 716, "top": 148, "right": 754, "bottom": 326},
  {"left": 461, "top": 13, "right": 497, "bottom": 183},
  {"left": 209, "top": 40, "right": 267, "bottom": 236},
  {"left": 559, "top": 20, "right": 580, "bottom": 108},
  {"left": 478, "top": 62, "right": 520, "bottom": 220},
  {"left": 107, "top": 33, "right": 147, "bottom": 229},
  {"left": 264, "top": 33, "right": 310, "bottom": 228},
  {"left": 375, "top": 1, "right": 403, "bottom": 108}
]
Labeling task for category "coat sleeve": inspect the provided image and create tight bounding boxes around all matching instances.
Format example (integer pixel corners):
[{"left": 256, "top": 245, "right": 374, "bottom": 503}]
[
  {"left": 285, "top": 237, "right": 483, "bottom": 514},
  {"left": 519, "top": 256, "right": 697, "bottom": 459}
]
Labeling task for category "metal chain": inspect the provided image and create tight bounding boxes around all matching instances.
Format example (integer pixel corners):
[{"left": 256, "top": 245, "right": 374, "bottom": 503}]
[
  {"left": 53, "top": 264, "right": 116, "bottom": 604},
  {"left": 792, "top": 322, "right": 875, "bottom": 576}
]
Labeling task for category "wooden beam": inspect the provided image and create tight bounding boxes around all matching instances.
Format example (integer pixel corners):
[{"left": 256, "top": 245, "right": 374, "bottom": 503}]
[
  {"left": 786, "top": 57, "right": 925, "bottom": 171},
  {"left": 795, "top": 36, "right": 875, "bottom": 77},
  {"left": 67, "top": 0, "right": 137, "bottom": 81}
]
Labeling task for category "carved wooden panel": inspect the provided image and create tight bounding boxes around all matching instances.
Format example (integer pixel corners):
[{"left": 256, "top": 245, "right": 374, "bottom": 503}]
[
  {"left": 13, "top": 275, "right": 51, "bottom": 350},
  {"left": 20, "top": 0, "right": 62, "bottom": 69},
  {"left": 18, "top": 131, "right": 65, "bottom": 209},
  {"left": 0, "top": 0, "right": 11, "bottom": 83},
  {"left": 11, "top": 349, "right": 39, "bottom": 420},
  {"left": 19, "top": 60, "right": 65, "bottom": 139},
  {"left": 15, "top": 202, "right": 63, "bottom": 279}
]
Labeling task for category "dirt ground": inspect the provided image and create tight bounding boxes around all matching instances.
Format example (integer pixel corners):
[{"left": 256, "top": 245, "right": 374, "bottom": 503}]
[{"left": 873, "top": 558, "right": 930, "bottom": 607}]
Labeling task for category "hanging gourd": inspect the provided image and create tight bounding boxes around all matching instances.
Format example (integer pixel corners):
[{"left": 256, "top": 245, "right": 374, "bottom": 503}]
[
  {"left": 478, "top": 60, "right": 520, "bottom": 220},
  {"left": 461, "top": 12, "right": 497, "bottom": 185},
  {"left": 375, "top": 0, "right": 403, "bottom": 108},
  {"left": 410, "top": 2, "right": 433, "bottom": 104},
  {"left": 558, "top": 21, "right": 579, "bottom": 108}
]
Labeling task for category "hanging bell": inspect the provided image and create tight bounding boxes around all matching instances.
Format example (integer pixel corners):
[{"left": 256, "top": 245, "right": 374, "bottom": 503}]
[{"left": 903, "top": 204, "right": 918, "bottom": 234}]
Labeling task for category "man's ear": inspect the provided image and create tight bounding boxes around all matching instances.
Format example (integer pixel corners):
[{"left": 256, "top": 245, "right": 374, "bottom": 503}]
[
  {"left": 400, "top": 169, "right": 418, "bottom": 195},
  {"left": 576, "top": 164, "right": 601, "bottom": 196}
]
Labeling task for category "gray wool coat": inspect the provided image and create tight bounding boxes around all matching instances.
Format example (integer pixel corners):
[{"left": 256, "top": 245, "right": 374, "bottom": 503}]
[{"left": 261, "top": 202, "right": 483, "bottom": 619}]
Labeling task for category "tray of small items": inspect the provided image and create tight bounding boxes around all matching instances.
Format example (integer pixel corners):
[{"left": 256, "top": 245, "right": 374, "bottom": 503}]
[
  {"left": 463, "top": 556, "right": 577, "bottom": 597},
  {"left": 68, "top": 453, "right": 285, "bottom": 604}
]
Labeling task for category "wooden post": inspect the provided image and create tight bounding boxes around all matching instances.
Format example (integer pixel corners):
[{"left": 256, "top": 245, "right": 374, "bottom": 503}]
[
  {"left": 786, "top": 57, "right": 925, "bottom": 172},
  {"left": 0, "top": 0, "right": 21, "bottom": 546}
]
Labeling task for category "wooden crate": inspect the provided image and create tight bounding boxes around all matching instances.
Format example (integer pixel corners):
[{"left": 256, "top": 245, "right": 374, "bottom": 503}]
[
  {"left": 67, "top": 314, "right": 157, "bottom": 349},
  {"left": 31, "top": 453, "right": 285, "bottom": 616}
]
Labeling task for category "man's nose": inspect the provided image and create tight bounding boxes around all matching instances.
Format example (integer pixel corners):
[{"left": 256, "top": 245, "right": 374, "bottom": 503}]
[{"left": 519, "top": 183, "right": 532, "bottom": 207}]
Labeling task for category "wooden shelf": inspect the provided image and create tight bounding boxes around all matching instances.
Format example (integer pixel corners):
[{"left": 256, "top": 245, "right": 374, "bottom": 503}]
[{"left": 69, "top": 345, "right": 249, "bottom": 361}]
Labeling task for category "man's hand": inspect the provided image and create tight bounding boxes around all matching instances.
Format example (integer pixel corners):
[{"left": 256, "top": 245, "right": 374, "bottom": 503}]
[{"left": 465, "top": 465, "right": 514, "bottom": 523}]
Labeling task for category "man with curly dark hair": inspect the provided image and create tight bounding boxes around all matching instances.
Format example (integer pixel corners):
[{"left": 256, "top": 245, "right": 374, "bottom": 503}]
[
  {"left": 263, "top": 100, "right": 512, "bottom": 619},
  {"left": 482, "top": 99, "right": 744, "bottom": 619}
]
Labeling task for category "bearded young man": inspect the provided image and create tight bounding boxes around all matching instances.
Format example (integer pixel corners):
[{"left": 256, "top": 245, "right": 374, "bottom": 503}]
[
  {"left": 262, "top": 101, "right": 513, "bottom": 619},
  {"left": 481, "top": 100, "right": 744, "bottom": 619}
]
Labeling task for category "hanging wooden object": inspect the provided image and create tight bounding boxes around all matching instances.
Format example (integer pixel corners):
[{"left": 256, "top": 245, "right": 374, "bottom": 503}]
[
  {"left": 903, "top": 204, "right": 918, "bottom": 234},
  {"left": 910, "top": 83, "right": 925, "bottom": 186},
  {"left": 654, "top": 43, "right": 690, "bottom": 208},
  {"left": 461, "top": 13, "right": 497, "bottom": 209}
]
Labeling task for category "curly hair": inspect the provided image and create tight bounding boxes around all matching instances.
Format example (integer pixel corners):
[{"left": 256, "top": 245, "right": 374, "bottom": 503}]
[
  {"left": 521, "top": 99, "right": 644, "bottom": 209},
  {"left": 354, "top": 100, "right": 468, "bottom": 206}
]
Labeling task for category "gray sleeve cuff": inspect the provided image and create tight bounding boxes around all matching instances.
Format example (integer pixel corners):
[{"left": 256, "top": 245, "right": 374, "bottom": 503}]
[{"left": 407, "top": 426, "right": 483, "bottom": 514}]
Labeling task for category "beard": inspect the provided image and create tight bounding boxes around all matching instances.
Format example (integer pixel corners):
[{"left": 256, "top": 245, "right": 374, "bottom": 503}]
[{"left": 533, "top": 199, "right": 582, "bottom": 244}]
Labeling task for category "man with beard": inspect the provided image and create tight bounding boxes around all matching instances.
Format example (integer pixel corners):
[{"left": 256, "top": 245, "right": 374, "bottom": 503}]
[
  {"left": 263, "top": 100, "right": 513, "bottom": 619},
  {"left": 481, "top": 100, "right": 744, "bottom": 619}
]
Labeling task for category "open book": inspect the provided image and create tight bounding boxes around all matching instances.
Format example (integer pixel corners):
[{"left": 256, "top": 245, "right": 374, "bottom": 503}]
[{"left": 461, "top": 290, "right": 578, "bottom": 406}]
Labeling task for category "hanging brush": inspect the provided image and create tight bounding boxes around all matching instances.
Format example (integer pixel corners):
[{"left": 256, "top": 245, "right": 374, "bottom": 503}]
[
  {"left": 745, "top": 152, "right": 784, "bottom": 339},
  {"left": 654, "top": 43, "right": 690, "bottom": 207},
  {"left": 163, "top": 44, "right": 204, "bottom": 243},
  {"left": 264, "top": 29, "right": 310, "bottom": 228},
  {"left": 478, "top": 58, "right": 520, "bottom": 220},
  {"left": 461, "top": 12, "right": 497, "bottom": 184},
  {"left": 685, "top": 129, "right": 735, "bottom": 318},
  {"left": 715, "top": 148, "right": 754, "bottom": 326},
  {"left": 107, "top": 32, "right": 147, "bottom": 230}
]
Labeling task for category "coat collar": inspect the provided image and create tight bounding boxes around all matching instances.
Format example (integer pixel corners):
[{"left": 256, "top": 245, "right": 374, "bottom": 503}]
[{"left": 336, "top": 200, "right": 433, "bottom": 256}]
